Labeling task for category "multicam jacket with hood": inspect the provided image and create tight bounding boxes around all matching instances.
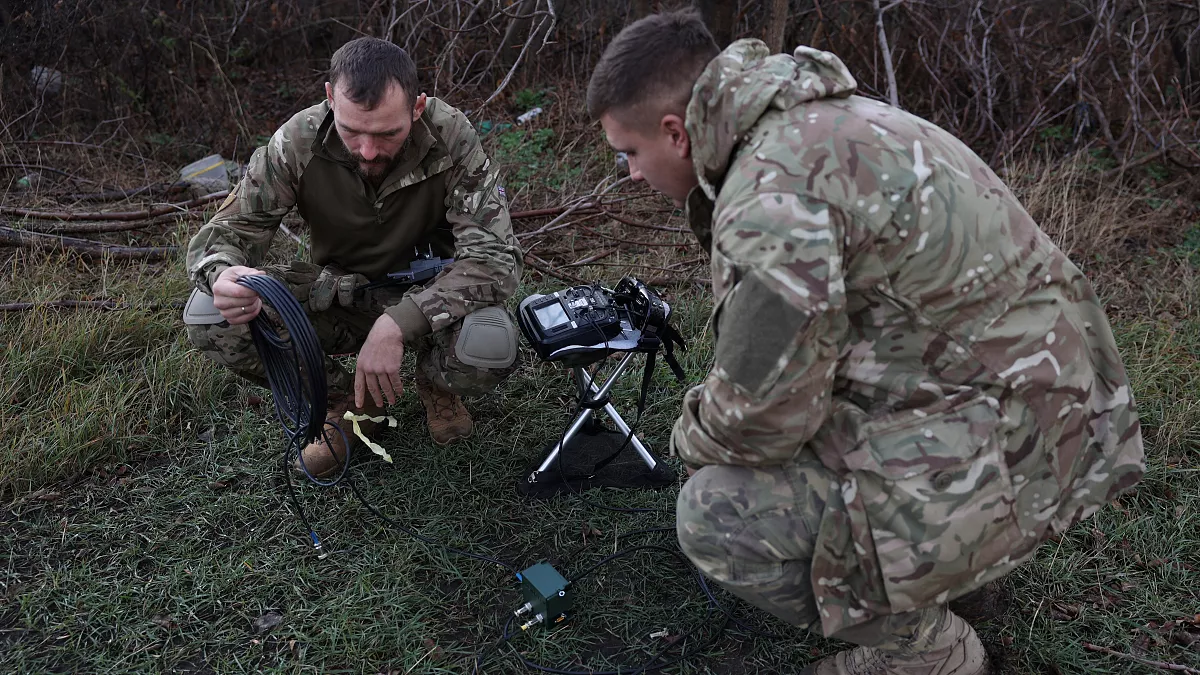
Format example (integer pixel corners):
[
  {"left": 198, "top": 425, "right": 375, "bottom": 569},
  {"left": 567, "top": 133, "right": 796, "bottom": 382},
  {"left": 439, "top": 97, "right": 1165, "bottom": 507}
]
[
  {"left": 670, "top": 40, "right": 1144, "bottom": 636},
  {"left": 185, "top": 97, "right": 522, "bottom": 342}
]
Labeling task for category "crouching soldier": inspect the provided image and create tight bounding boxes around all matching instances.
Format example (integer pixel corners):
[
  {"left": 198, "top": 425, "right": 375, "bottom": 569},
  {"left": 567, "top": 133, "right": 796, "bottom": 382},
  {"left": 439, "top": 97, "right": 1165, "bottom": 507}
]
[
  {"left": 184, "top": 37, "right": 522, "bottom": 475},
  {"left": 588, "top": 10, "right": 1144, "bottom": 674}
]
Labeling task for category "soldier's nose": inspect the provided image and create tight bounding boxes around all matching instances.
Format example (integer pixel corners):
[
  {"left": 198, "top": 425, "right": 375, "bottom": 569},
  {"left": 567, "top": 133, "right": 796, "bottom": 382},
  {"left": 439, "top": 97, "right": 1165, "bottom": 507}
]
[{"left": 359, "top": 143, "right": 378, "bottom": 161}]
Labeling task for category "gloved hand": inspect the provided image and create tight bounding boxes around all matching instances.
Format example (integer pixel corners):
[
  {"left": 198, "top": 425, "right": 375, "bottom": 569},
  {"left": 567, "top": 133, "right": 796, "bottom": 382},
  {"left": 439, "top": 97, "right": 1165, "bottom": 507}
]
[{"left": 310, "top": 264, "right": 370, "bottom": 312}]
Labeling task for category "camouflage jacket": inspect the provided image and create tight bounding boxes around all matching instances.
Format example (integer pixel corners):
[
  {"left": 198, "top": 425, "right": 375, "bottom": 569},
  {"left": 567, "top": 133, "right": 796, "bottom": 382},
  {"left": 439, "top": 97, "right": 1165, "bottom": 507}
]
[
  {"left": 671, "top": 40, "right": 1145, "bottom": 635},
  {"left": 185, "top": 98, "right": 522, "bottom": 341}
]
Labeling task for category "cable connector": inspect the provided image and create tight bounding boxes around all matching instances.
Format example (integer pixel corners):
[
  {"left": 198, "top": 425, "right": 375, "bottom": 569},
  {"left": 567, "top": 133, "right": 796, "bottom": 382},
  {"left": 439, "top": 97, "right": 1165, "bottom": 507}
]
[{"left": 519, "top": 613, "right": 545, "bottom": 631}]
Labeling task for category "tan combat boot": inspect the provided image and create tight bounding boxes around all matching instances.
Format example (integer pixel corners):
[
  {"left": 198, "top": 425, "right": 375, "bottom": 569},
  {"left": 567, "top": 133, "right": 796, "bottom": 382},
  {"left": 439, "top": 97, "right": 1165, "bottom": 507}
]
[
  {"left": 802, "top": 611, "right": 989, "bottom": 675},
  {"left": 293, "top": 394, "right": 384, "bottom": 478},
  {"left": 415, "top": 369, "right": 474, "bottom": 445}
]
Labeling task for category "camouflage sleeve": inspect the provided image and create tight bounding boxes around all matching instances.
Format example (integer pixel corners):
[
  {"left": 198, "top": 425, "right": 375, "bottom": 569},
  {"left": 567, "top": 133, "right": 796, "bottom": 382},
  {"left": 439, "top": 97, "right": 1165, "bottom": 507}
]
[
  {"left": 398, "top": 113, "right": 522, "bottom": 335},
  {"left": 671, "top": 192, "right": 849, "bottom": 468},
  {"left": 184, "top": 121, "right": 304, "bottom": 293}
]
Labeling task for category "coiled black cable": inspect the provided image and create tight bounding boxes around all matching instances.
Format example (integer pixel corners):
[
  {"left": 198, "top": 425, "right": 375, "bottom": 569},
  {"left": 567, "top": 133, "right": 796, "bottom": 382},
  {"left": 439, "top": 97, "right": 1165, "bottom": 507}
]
[
  {"left": 237, "top": 273, "right": 349, "bottom": 550},
  {"left": 236, "top": 273, "right": 516, "bottom": 573}
]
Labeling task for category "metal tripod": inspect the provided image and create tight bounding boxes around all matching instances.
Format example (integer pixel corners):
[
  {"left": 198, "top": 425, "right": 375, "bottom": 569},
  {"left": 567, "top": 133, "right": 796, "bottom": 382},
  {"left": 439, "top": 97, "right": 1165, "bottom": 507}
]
[{"left": 527, "top": 352, "right": 657, "bottom": 484}]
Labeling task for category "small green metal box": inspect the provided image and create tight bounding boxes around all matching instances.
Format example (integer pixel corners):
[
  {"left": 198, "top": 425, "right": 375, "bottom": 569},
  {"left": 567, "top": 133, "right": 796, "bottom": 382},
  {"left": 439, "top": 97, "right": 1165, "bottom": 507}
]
[{"left": 519, "top": 562, "right": 571, "bottom": 625}]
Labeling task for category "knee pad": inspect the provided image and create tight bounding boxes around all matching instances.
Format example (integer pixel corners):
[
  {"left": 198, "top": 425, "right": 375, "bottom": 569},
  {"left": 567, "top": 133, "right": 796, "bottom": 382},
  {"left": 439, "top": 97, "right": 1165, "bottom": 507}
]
[
  {"left": 455, "top": 306, "right": 518, "bottom": 370},
  {"left": 182, "top": 288, "right": 225, "bottom": 325}
]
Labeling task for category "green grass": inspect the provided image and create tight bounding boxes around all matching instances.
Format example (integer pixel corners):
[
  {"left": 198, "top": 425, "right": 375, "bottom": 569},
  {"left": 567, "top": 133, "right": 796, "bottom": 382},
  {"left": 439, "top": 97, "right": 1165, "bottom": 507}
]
[
  {"left": 3, "top": 155, "right": 1199, "bottom": 673},
  {"left": 3, "top": 268, "right": 1199, "bottom": 672}
]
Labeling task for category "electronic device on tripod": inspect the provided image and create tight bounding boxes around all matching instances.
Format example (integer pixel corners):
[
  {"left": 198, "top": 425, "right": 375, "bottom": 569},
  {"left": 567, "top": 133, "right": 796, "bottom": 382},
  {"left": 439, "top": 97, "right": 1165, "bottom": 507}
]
[
  {"left": 516, "top": 277, "right": 687, "bottom": 496},
  {"left": 518, "top": 276, "right": 683, "bottom": 369}
]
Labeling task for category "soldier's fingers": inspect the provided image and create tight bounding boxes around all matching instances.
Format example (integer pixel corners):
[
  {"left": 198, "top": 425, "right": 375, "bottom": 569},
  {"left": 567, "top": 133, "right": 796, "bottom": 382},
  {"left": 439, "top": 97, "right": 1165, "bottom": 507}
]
[
  {"left": 384, "top": 371, "right": 404, "bottom": 405},
  {"left": 221, "top": 309, "right": 252, "bottom": 325},
  {"left": 354, "top": 370, "right": 366, "bottom": 410},
  {"left": 212, "top": 285, "right": 260, "bottom": 306},
  {"left": 365, "top": 374, "right": 385, "bottom": 410},
  {"left": 377, "top": 377, "right": 395, "bottom": 407},
  {"left": 243, "top": 298, "right": 262, "bottom": 322}
]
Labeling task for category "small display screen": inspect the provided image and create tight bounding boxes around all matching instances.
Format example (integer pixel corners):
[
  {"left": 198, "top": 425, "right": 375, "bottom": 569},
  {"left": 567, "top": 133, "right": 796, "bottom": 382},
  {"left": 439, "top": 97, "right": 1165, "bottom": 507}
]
[{"left": 535, "top": 301, "right": 569, "bottom": 329}]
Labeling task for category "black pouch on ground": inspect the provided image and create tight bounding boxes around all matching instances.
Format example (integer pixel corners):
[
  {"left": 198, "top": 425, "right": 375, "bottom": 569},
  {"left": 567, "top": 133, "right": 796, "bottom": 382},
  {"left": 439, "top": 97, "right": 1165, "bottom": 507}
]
[{"left": 516, "top": 419, "right": 677, "bottom": 499}]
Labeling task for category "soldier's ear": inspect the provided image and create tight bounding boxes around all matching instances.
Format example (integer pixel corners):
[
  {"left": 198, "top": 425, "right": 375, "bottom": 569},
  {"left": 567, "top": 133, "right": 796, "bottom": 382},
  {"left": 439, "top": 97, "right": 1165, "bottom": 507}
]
[
  {"left": 325, "top": 82, "right": 334, "bottom": 105},
  {"left": 412, "top": 93, "right": 428, "bottom": 122},
  {"left": 661, "top": 114, "right": 691, "bottom": 160}
]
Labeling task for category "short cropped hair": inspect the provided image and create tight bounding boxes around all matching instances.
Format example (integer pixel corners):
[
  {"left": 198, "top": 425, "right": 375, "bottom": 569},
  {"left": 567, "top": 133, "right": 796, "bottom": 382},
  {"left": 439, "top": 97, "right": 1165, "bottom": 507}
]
[
  {"left": 587, "top": 8, "right": 720, "bottom": 128},
  {"left": 329, "top": 37, "right": 420, "bottom": 110}
]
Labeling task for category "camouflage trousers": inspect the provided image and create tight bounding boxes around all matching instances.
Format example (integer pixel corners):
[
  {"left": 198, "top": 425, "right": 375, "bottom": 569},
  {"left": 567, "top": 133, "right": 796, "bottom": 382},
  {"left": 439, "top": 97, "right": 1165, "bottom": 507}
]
[
  {"left": 677, "top": 450, "right": 942, "bottom": 650},
  {"left": 185, "top": 261, "right": 518, "bottom": 399}
]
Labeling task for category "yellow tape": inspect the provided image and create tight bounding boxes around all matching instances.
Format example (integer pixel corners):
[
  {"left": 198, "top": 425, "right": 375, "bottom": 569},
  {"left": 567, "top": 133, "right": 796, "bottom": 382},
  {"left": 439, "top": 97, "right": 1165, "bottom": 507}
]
[{"left": 342, "top": 411, "right": 399, "bottom": 464}]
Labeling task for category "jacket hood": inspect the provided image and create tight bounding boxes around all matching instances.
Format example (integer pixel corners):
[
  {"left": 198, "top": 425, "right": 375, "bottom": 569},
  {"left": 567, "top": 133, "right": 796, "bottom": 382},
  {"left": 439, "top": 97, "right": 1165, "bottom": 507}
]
[{"left": 686, "top": 40, "right": 857, "bottom": 200}]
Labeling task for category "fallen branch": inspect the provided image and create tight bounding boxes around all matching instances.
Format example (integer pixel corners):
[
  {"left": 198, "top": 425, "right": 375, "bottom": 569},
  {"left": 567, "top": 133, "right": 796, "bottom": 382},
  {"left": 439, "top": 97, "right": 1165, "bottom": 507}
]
[
  {"left": 0, "top": 163, "right": 104, "bottom": 185},
  {"left": 60, "top": 183, "right": 177, "bottom": 203},
  {"left": 1103, "top": 145, "right": 1173, "bottom": 180},
  {"left": 0, "top": 299, "right": 185, "bottom": 312},
  {"left": 523, "top": 253, "right": 586, "bottom": 284},
  {"left": 0, "top": 191, "right": 229, "bottom": 222},
  {"left": 642, "top": 276, "right": 706, "bottom": 289},
  {"left": 517, "top": 212, "right": 608, "bottom": 241},
  {"left": 599, "top": 208, "right": 689, "bottom": 233},
  {"left": 1083, "top": 643, "right": 1200, "bottom": 674},
  {"left": 571, "top": 259, "right": 705, "bottom": 275},
  {"left": 579, "top": 225, "right": 699, "bottom": 248},
  {"left": 518, "top": 177, "right": 633, "bottom": 240},
  {"left": 511, "top": 205, "right": 600, "bottom": 220},
  {"left": 564, "top": 247, "right": 619, "bottom": 267},
  {"left": 14, "top": 212, "right": 197, "bottom": 235},
  {"left": 279, "top": 223, "right": 304, "bottom": 245},
  {"left": 0, "top": 226, "right": 177, "bottom": 260}
]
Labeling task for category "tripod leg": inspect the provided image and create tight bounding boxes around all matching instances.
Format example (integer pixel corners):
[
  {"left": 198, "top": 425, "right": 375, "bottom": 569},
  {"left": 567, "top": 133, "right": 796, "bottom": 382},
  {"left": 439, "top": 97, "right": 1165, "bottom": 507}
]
[
  {"left": 600, "top": 402, "right": 657, "bottom": 470},
  {"left": 529, "top": 354, "right": 653, "bottom": 484},
  {"left": 530, "top": 407, "right": 596, "bottom": 482}
]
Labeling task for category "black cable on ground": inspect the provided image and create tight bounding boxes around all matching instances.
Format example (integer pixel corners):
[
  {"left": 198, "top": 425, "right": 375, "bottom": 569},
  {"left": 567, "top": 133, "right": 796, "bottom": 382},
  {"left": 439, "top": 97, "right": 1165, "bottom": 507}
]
[{"left": 238, "top": 273, "right": 518, "bottom": 573}]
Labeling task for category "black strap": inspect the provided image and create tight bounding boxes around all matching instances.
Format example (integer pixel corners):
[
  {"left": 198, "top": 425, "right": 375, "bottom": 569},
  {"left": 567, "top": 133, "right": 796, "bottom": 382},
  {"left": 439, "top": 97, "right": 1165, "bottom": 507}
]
[
  {"left": 578, "top": 348, "right": 659, "bottom": 478},
  {"left": 660, "top": 324, "right": 688, "bottom": 382}
]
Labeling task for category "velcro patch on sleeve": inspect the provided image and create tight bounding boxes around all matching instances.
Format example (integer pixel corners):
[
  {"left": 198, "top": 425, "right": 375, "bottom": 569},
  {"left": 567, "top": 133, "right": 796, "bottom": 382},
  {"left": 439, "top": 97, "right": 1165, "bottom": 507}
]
[{"left": 714, "top": 268, "right": 815, "bottom": 398}]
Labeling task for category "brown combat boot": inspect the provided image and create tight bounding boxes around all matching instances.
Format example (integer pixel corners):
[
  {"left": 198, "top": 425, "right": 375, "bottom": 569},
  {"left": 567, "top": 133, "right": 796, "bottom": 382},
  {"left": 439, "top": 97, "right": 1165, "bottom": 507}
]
[
  {"left": 802, "top": 611, "right": 989, "bottom": 675},
  {"left": 415, "top": 369, "right": 473, "bottom": 445},
  {"left": 293, "top": 394, "right": 384, "bottom": 478}
]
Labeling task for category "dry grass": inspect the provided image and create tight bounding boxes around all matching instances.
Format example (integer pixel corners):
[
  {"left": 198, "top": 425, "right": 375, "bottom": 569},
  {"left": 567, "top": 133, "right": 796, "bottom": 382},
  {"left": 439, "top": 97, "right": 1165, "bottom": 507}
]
[{"left": 1004, "top": 154, "right": 1199, "bottom": 319}]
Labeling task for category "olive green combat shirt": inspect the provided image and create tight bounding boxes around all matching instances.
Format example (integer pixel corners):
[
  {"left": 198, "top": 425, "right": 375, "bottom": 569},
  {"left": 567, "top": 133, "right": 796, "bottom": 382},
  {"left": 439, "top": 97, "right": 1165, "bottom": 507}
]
[{"left": 185, "top": 98, "right": 522, "bottom": 341}]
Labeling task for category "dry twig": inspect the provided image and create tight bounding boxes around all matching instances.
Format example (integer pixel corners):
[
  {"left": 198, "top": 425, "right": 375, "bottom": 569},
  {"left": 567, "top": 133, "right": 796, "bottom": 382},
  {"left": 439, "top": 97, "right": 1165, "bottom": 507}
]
[
  {"left": 0, "top": 191, "right": 228, "bottom": 222},
  {"left": 524, "top": 252, "right": 586, "bottom": 284},
  {"left": 1083, "top": 643, "right": 1200, "bottom": 674},
  {"left": 0, "top": 227, "right": 176, "bottom": 260},
  {"left": 0, "top": 299, "right": 185, "bottom": 312}
]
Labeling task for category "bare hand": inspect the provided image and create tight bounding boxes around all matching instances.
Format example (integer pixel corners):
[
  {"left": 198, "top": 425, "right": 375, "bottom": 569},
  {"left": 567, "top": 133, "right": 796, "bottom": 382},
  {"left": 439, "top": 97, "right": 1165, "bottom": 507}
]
[
  {"left": 355, "top": 314, "right": 406, "bottom": 409},
  {"left": 211, "top": 265, "right": 266, "bottom": 324}
]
